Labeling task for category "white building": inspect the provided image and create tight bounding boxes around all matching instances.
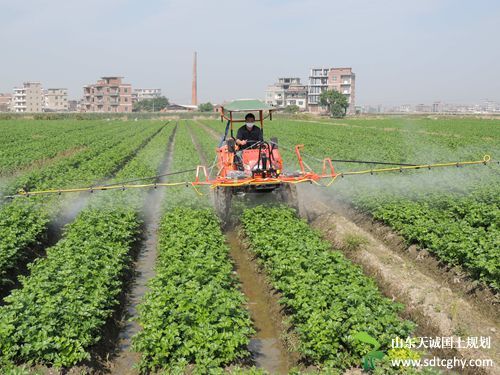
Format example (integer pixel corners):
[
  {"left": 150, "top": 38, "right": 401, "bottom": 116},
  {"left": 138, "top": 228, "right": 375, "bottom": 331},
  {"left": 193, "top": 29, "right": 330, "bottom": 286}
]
[
  {"left": 134, "top": 88, "right": 162, "bottom": 101},
  {"left": 265, "top": 78, "right": 307, "bottom": 110},
  {"left": 11, "top": 82, "right": 44, "bottom": 113},
  {"left": 307, "top": 68, "right": 330, "bottom": 110}
]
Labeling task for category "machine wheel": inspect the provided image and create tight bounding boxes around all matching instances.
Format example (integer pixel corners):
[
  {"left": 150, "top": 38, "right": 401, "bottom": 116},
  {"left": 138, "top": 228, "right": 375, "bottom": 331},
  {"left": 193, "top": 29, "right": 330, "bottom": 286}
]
[
  {"left": 214, "top": 187, "right": 232, "bottom": 226},
  {"left": 279, "top": 183, "right": 299, "bottom": 213}
]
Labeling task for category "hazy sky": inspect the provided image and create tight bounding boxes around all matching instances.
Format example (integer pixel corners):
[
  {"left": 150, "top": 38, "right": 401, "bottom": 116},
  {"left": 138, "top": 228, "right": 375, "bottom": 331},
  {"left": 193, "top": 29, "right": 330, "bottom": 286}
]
[{"left": 1, "top": 0, "right": 499, "bottom": 105}]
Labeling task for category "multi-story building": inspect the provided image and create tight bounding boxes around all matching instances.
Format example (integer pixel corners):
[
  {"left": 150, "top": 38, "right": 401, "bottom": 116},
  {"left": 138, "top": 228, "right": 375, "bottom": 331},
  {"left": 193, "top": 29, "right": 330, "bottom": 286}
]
[
  {"left": 265, "top": 78, "right": 308, "bottom": 110},
  {"left": 134, "top": 88, "right": 162, "bottom": 101},
  {"left": 399, "top": 104, "right": 412, "bottom": 113},
  {"left": 308, "top": 67, "right": 356, "bottom": 114},
  {"left": 432, "top": 101, "right": 442, "bottom": 113},
  {"left": 82, "top": 76, "right": 132, "bottom": 113},
  {"left": 307, "top": 68, "right": 330, "bottom": 111},
  {"left": 0, "top": 93, "right": 12, "bottom": 112},
  {"left": 484, "top": 100, "right": 498, "bottom": 113},
  {"left": 68, "top": 100, "right": 78, "bottom": 112},
  {"left": 11, "top": 82, "right": 44, "bottom": 112},
  {"left": 327, "top": 68, "right": 356, "bottom": 114},
  {"left": 44, "top": 88, "right": 68, "bottom": 112},
  {"left": 415, "top": 104, "right": 432, "bottom": 113}
]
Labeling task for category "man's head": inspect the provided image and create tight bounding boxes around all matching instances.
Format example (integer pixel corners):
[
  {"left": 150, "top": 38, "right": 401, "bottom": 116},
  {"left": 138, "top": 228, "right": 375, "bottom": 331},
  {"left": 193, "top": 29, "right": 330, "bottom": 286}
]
[{"left": 245, "top": 113, "right": 255, "bottom": 129}]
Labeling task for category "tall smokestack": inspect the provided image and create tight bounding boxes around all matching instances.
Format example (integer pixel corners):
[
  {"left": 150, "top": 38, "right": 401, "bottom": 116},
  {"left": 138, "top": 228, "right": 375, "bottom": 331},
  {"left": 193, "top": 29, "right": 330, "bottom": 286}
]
[{"left": 192, "top": 51, "right": 197, "bottom": 106}]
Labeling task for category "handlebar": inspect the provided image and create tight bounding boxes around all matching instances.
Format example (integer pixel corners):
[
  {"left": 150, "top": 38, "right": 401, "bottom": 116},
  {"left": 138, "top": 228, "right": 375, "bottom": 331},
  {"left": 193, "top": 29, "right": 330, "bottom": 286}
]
[{"left": 245, "top": 140, "right": 265, "bottom": 150}]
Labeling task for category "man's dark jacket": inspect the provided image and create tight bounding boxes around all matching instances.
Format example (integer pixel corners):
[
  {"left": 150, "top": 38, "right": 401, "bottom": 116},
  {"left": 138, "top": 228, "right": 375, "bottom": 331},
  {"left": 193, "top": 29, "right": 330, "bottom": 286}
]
[{"left": 236, "top": 125, "right": 263, "bottom": 149}]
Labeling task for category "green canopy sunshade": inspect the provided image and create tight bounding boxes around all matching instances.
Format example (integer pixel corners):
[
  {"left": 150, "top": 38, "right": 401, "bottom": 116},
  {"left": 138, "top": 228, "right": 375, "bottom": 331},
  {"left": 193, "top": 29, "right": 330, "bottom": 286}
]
[
  {"left": 220, "top": 99, "right": 274, "bottom": 125},
  {"left": 222, "top": 99, "right": 274, "bottom": 112}
]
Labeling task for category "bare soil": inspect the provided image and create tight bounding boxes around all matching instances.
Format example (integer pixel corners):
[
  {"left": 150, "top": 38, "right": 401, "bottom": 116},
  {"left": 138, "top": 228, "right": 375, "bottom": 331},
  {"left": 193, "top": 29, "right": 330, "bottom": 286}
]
[{"left": 226, "top": 229, "right": 299, "bottom": 374}]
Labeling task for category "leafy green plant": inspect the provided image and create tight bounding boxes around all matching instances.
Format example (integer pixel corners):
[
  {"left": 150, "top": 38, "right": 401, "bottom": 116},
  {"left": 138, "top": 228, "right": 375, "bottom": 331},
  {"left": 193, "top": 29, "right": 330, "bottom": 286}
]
[
  {"left": 241, "top": 206, "right": 415, "bottom": 370},
  {"left": 0, "top": 125, "right": 174, "bottom": 368},
  {"left": 132, "top": 208, "right": 254, "bottom": 373},
  {"left": 0, "top": 121, "right": 165, "bottom": 288}
]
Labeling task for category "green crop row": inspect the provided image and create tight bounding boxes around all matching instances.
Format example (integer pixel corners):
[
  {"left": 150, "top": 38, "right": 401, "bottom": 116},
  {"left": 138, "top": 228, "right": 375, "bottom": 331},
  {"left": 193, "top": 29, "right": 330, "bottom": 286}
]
[
  {"left": 241, "top": 206, "right": 415, "bottom": 370},
  {"left": 5, "top": 123, "right": 163, "bottom": 195},
  {"left": 163, "top": 121, "right": 210, "bottom": 208},
  {"left": 0, "top": 124, "right": 175, "bottom": 368},
  {"left": 0, "top": 121, "right": 136, "bottom": 192},
  {"left": 132, "top": 207, "right": 254, "bottom": 374},
  {"left": 0, "top": 112, "right": 219, "bottom": 121},
  {"left": 186, "top": 120, "right": 219, "bottom": 169},
  {"left": 131, "top": 123, "right": 252, "bottom": 373},
  {"left": 371, "top": 198, "right": 499, "bottom": 290},
  {"left": 0, "top": 120, "right": 101, "bottom": 176},
  {"left": 339, "top": 172, "right": 500, "bottom": 291},
  {"left": 0, "top": 123, "right": 165, "bottom": 288},
  {"left": 0, "top": 209, "right": 140, "bottom": 367}
]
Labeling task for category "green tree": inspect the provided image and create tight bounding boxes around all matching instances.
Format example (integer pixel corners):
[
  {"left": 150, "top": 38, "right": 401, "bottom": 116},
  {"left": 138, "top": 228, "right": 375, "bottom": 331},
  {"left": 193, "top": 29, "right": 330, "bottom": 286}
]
[
  {"left": 284, "top": 104, "right": 300, "bottom": 113},
  {"left": 319, "top": 89, "right": 349, "bottom": 118},
  {"left": 133, "top": 96, "right": 169, "bottom": 112},
  {"left": 198, "top": 102, "right": 214, "bottom": 112}
]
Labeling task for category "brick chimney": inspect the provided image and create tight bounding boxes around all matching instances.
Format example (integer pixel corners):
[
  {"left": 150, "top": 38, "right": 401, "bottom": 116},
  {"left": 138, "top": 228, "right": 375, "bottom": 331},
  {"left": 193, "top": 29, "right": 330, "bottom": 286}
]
[{"left": 192, "top": 51, "right": 197, "bottom": 106}]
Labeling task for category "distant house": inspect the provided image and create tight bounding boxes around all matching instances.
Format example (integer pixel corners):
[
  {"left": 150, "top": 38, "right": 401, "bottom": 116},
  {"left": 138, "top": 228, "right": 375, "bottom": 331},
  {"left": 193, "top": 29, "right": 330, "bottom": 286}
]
[
  {"left": 82, "top": 76, "right": 132, "bottom": 113},
  {"left": 0, "top": 93, "right": 12, "bottom": 112},
  {"left": 134, "top": 88, "right": 162, "bottom": 101},
  {"left": 265, "top": 77, "right": 308, "bottom": 110},
  {"left": 161, "top": 104, "right": 197, "bottom": 112},
  {"left": 12, "top": 82, "right": 44, "bottom": 113},
  {"left": 44, "top": 88, "right": 68, "bottom": 112}
]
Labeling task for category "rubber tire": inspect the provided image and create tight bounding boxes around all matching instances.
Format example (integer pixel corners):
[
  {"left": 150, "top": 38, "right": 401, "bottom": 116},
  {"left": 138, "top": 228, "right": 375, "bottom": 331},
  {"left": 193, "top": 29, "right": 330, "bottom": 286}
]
[{"left": 214, "top": 187, "right": 232, "bottom": 226}]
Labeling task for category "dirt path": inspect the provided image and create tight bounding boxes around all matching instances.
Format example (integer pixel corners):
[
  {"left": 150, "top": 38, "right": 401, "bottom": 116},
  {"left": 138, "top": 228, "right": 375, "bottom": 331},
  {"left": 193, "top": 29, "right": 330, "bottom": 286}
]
[
  {"left": 109, "top": 123, "right": 178, "bottom": 375},
  {"left": 299, "top": 187, "right": 499, "bottom": 375},
  {"left": 226, "top": 230, "right": 295, "bottom": 374}
]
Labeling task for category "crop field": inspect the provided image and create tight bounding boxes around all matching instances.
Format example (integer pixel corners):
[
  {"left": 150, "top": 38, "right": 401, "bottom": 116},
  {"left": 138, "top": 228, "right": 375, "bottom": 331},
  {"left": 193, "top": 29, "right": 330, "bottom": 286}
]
[{"left": 0, "top": 117, "right": 498, "bottom": 374}]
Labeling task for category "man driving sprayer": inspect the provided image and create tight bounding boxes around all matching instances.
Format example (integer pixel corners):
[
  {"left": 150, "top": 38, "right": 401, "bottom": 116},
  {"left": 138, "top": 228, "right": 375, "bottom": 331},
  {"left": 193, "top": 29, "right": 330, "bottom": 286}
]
[{"left": 235, "top": 113, "right": 263, "bottom": 149}]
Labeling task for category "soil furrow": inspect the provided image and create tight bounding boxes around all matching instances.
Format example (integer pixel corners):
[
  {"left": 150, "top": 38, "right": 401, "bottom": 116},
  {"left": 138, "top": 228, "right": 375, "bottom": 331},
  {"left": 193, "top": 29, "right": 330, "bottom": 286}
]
[{"left": 226, "top": 229, "right": 296, "bottom": 374}]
